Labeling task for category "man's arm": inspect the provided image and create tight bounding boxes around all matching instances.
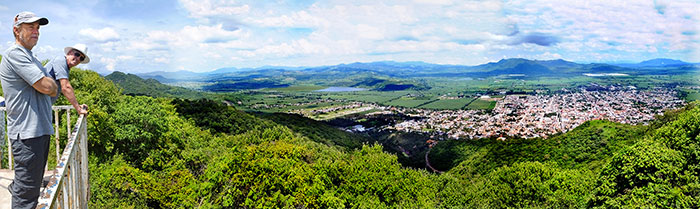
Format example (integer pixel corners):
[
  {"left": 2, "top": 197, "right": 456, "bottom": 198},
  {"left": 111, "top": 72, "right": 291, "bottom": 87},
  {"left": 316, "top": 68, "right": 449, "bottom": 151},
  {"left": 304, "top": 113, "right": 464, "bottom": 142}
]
[
  {"left": 32, "top": 76, "right": 57, "bottom": 97},
  {"left": 6, "top": 48, "right": 56, "bottom": 96},
  {"left": 59, "top": 78, "right": 87, "bottom": 114}
]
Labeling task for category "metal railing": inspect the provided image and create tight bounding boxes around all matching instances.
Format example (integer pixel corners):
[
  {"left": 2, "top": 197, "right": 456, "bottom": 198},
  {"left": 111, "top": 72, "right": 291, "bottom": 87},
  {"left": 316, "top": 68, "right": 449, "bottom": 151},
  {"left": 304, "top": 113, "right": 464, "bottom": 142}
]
[
  {"left": 0, "top": 106, "right": 89, "bottom": 209},
  {"left": 37, "top": 112, "right": 88, "bottom": 209}
]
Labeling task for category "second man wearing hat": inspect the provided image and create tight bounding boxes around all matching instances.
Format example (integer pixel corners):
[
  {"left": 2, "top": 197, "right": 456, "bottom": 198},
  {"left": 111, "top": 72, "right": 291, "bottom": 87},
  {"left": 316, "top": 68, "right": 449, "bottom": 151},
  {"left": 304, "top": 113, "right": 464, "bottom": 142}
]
[{"left": 45, "top": 43, "right": 89, "bottom": 115}]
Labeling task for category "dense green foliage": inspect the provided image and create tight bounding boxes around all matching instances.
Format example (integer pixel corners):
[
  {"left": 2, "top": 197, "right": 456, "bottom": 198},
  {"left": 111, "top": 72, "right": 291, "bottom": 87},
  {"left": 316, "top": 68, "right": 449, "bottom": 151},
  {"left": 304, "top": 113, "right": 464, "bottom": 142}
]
[
  {"left": 429, "top": 120, "right": 643, "bottom": 175},
  {"left": 171, "top": 98, "right": 272, "bottom": 135},
  {"left": 60, "top": 68, "right": 700, "bottom": 208},
  {"left": 588, "top": 104, "right": 700, "bottom": 208},
  {"left": 254, "top": 112, "right": 366, "bottom": 150}
]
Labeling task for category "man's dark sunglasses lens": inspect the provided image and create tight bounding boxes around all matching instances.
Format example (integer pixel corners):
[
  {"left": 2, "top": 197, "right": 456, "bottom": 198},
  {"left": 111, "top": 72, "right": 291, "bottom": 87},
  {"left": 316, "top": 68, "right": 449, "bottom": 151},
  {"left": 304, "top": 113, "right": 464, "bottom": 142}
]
[{"left": 74, "top": 52, "right": 85, "bottom": 61}]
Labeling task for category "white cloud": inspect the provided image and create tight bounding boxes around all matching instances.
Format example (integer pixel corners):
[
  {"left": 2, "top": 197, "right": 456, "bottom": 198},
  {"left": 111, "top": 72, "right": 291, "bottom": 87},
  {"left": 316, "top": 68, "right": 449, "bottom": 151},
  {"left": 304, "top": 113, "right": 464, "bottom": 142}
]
[
  {"left": 534, "top": 52, "right": 562, "bottom": 60},
  {"left": 254, "top": 38, "right": 329, "bottom": 56},
  {"left": 79, "top": 27, "right": 120, "bottom": 43},
  {"left": 355, "top": 24, "right": 384, "bottom": 40},
  {"left": 116, "top": 55, "right": 134, "bottom": 60},
  {"left": 35, "top": 45, "right": 60, "bottom": 57},
  {"left": 413, "top": 0, "right": 452, "bottom": 5},
  {"left": 179, "top": 0, "right": 249, "bottom": 19},
  {"left": 129, "top": 24, "right": 244, "bottom": 52},
  {"left": 250, "top": 10, "right": 328, "bottom": 28},
  {"left": 95, "top": 54, "right": 137, "bottom": 71},
  {"left": 233, "top": 1, "right": 506, "bottom": 65},
  {"left": 6, "top": 0, "right": 695, "bottom": 73},
  {"left": 505, "top": 0, "right": 699, "bottom": 58},
  {"left": 100, "top": 57, "right": 117, "bottom": 71},
  {"left": 153, "top": 57, "right": 169, "bottom": 64}
]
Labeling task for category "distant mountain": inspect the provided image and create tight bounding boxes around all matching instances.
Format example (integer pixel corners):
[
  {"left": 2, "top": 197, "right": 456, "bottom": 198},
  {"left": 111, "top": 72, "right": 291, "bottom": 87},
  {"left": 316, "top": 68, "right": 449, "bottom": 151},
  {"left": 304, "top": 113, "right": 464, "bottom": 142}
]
[
  {"left": 208, "top": 66, "right": 309, "bottom": 75},
  {"left": 136, "top": 70, "right": 208, "bottom": 83},
  {"left": 639, "top": 58, "right": 688, "bottom": 66},
  {"left": 536, "top": 59, "right": 580, "bottom": 69},
  {"left": 206, "top": 67, "right": 242, "bottom": 75},
  {"left": 474, "top": 58, "right": 558, "bottom": 75},
  {"left": 612, "top": 58, "right": 691, "bottom": 68},
  {"left": 128, "top": 58, "right": 696, "bottom": 89}
]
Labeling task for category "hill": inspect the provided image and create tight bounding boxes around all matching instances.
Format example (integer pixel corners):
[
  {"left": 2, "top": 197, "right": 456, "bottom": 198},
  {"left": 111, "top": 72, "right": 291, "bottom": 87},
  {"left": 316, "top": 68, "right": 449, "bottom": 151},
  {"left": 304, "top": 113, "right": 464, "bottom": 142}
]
[
  {"left": 613, "top": 58, "right": 692, "bottom": 68},
  {"left": 105, "top": 71, "right": 205, "bottom": 99},
  {"left": 135, "top": 70, "right": 209, "bottom": 83}
]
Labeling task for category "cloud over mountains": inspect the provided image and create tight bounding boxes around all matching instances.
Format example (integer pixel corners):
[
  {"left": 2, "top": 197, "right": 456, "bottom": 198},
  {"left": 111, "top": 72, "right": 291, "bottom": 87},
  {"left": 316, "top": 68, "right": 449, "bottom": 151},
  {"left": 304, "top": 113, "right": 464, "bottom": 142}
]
[{"left": 0, "top": 0, "right": 697, "bottom": 73}]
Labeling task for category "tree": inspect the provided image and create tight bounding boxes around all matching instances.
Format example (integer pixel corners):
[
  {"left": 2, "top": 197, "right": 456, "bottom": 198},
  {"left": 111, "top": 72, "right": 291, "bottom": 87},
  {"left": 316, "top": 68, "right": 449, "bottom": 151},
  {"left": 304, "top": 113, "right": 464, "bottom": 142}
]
[{"left": 589, "top": 139, "right": 695, "bottom": 208}]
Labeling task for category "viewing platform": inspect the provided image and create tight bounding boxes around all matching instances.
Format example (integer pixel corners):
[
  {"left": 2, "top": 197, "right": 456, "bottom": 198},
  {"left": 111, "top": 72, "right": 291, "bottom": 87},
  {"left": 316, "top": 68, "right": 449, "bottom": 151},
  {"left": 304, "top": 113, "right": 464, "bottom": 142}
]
[
  {"left": 0, "top": 168, "right": 12, "bottom": 207},
  {"left": 0, "top": 106, "right": 89, "bottom": 209}
]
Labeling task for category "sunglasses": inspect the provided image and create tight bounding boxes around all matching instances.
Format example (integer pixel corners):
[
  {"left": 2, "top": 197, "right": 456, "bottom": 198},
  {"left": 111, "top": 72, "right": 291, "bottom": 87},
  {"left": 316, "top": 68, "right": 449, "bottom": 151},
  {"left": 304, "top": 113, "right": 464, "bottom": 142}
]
[{"left": 73, "top": 52, "right": 85, "bottom": 62}]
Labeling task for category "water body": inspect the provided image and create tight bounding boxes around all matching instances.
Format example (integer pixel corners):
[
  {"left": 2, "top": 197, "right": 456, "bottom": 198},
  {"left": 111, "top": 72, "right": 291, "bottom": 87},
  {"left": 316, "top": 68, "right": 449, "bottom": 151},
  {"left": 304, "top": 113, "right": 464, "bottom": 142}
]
[{"left": 315, "top": 87, "right": 367, "bottom": 92}]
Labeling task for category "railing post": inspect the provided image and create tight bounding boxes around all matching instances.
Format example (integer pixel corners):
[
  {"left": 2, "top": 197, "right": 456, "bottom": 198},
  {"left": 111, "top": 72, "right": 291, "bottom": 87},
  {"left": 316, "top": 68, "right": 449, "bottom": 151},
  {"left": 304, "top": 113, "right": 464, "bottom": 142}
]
[
  {"left": 54, "top": 109, "right": 60, "bottom": 171},
  {"left": 66, "top": 110, "right": 71, "bottom": 143},
  {"left": 80, "top": 118, "right": 89, "bottom": 208},
  {"left": 2, "top": 110, "right": 11, "bottom": 169}
]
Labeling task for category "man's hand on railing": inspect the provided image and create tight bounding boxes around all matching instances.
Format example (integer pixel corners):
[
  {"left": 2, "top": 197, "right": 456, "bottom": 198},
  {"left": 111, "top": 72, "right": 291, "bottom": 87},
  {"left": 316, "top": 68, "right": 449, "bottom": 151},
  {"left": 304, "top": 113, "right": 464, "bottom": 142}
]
[{"left": 78, "top": 104, "right": 88, "bottom": 115}]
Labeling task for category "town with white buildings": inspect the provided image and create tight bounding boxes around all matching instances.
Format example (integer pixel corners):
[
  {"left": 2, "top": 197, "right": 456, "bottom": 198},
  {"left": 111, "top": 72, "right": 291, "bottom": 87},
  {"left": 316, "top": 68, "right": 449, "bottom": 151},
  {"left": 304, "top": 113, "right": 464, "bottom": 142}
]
[
  {"left": 263, "top": 87, "right": 687, "bottom": 140},
  {"left": 386, "top": 89, "right": 685, "bottom": 139}
]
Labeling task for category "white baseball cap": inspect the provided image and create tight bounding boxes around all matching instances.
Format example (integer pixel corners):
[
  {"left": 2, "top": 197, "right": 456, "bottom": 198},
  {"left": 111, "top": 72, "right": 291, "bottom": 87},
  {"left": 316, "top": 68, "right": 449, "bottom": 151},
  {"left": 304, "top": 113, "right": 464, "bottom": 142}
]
[
  {"left": 14, "top": 11, "right": 48, "bottom": 27},
  {"left": 64, "top": 44, "right": 90, "bottom": 64}
]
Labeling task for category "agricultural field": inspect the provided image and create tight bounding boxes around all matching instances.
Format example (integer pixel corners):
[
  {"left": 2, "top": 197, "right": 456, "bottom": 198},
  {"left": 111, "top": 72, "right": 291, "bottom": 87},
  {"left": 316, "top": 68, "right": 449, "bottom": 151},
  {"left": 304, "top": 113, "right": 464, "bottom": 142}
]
[
  {"left": 686, "top": 92, "right": 700, "bottom": 101},
  {"left": 386, "top": 97, "right": 435, "bottom": 108},
  {"left": 465, "top": 99, "right": 497, "bottom": 110},
  {"left": 419, "top": 98, "right": 475, "bottom": 110},
  {"left": 306, "top": 106, "right": 378, "bottom": 120},
  {"left": 324, "top": 90, "right": 413, "bottom": 104}
]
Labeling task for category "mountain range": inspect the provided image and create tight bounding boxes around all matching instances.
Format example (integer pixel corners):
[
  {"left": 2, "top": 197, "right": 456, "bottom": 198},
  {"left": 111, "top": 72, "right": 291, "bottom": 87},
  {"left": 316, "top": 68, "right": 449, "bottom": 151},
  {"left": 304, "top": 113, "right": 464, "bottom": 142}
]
[
  {"left": 611, "top": 58, "right": 693, "bottom": 68},
  {"left": 123, "top": 58, "right": 698, "bottom": 84}
]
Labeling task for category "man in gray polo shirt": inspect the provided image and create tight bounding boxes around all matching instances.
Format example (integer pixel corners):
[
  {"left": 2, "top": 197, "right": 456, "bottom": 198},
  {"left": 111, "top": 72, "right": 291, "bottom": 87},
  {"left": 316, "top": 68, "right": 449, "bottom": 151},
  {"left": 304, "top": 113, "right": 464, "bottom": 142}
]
[{"left": 0, "top": 11, "right": 57, "bottom": 209}]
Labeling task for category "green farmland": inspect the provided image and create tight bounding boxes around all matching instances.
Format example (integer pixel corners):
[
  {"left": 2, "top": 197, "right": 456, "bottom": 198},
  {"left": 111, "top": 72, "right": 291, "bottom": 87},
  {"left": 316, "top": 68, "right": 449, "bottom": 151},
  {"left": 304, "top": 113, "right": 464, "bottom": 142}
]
[
  {"left": 420, "top": 98, "right": 475, "bottom": 110},
  {"left": 465, "top": 99, "right": 497, "bottom": 110}
]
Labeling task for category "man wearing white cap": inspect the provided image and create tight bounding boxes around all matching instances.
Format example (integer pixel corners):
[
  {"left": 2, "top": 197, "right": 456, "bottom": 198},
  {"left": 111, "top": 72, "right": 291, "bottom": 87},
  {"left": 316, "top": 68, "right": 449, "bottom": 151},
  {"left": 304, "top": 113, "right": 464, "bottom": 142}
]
[
  {"left": 46, "top": 44, "right": 89, "bottom": 115},
  {"left": 0, "top": 11, "right": 56, "bottom": 209}
]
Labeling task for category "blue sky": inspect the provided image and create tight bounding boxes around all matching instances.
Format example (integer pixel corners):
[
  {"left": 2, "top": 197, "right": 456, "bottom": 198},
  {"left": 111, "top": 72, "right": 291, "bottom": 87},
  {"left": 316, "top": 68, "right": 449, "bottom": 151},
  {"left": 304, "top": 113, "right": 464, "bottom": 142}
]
[{"left": 0, "top": 0, "right": 698, "bottom": 73}]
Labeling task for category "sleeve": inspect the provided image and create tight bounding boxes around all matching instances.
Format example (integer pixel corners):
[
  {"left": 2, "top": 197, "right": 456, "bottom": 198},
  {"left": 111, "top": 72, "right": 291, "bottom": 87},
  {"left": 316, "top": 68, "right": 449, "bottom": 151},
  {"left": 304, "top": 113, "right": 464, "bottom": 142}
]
[
  {"left": 54, "top": 57, "right": 70, "bottom": 80},
  {"left": 7, "top": 48, "right": 44, "bottom": 85}
]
